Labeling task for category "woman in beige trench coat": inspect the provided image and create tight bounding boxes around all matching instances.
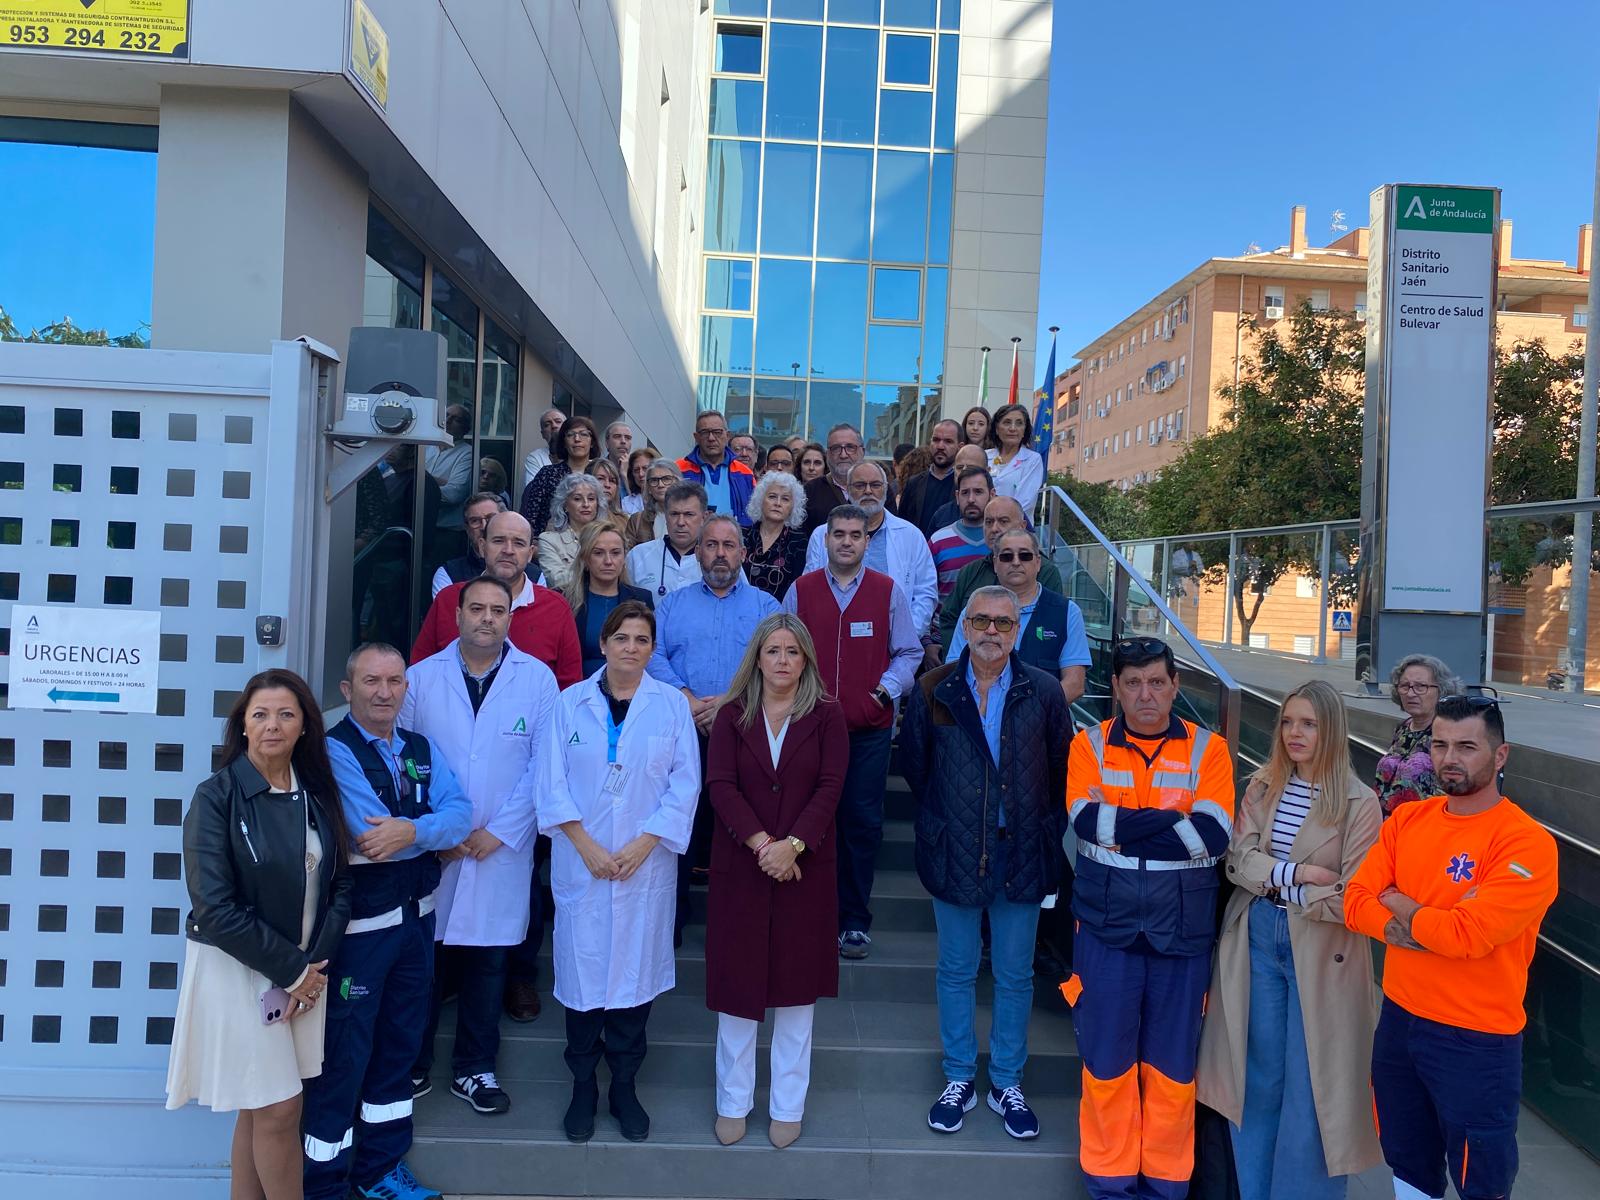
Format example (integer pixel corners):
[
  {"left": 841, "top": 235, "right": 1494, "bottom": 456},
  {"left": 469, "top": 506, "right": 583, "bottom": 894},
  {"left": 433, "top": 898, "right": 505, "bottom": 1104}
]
[{"left": 1197, "top": 680, "right": 1384, "bottom": 1198}]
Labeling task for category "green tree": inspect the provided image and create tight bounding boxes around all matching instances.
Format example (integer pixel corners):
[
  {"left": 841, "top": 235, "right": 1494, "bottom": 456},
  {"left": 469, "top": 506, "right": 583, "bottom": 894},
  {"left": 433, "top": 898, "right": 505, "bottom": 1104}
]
[
  {"left": 1140, "top": 302, "right": 1366, "bottom": 642},
  {"left": 1047, "top": 472, "right": 1148, "bottom": 543},
  {"left": 0, "top": 303, "right": 149, "bottom": 349},
  {"left": 1488, "top": 338, "right": 1588, "bottom": 586}
]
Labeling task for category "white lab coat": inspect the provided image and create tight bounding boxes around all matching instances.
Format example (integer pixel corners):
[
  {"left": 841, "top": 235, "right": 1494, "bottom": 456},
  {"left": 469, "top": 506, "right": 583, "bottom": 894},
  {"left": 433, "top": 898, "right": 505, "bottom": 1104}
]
[
  {"left": 537, "top": 668, "right": 700, "bottom": 1011},
  {"left": 400, "top": 641, "right": 559, "bottom": 947},
  {"left": 625, "top": 536, "right": 703, "bottom": 598}
]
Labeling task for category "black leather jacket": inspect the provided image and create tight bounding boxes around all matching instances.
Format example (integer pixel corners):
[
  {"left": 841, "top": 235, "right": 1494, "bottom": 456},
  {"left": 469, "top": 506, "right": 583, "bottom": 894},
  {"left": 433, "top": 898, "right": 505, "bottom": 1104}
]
[{"left": 182, "top": 756, "right": 352, "bottom": 988}]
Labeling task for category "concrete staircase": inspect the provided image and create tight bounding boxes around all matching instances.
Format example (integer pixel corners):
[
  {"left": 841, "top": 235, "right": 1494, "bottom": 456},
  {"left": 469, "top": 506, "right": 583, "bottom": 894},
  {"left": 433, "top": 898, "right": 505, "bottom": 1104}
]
[{"left": 409, "top": 776, "right": 1088, "bottom": 1199}]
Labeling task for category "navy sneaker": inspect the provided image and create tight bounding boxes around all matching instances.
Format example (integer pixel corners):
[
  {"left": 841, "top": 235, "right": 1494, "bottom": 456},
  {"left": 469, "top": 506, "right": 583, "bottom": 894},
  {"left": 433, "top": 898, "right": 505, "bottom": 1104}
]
[
  {"left": 838, "top": 930, "right": 872, "bottom": 960},
  {"left": 410, "top": 1073, "right": 431, "bottom": 1100},
  {"left": 988, "top": 1085, "right": 1039, "bottom": 1139},
  {"left": 357, "top": 1160, "right": 442, "bottom": 1200},
  {"left": 927, "top": 1079, "right": 978, "bottom": 1133},
  {"left": 451, "top": 1071, "right": 511, "bottom": 1115}
]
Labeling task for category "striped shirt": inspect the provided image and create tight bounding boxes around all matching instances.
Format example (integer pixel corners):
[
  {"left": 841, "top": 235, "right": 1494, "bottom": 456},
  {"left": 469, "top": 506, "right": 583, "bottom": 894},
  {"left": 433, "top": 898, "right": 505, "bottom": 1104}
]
[
  {"left": 928, "top": 520, "right": 988, "bottom": 598},
  {"left": 1266, "top": 775, "right": 1316, "bottom": 906}
]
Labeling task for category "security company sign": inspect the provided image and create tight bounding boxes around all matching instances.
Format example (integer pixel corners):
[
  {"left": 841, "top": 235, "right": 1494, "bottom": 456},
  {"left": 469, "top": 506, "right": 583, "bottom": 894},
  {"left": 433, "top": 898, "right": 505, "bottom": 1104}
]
[
  {"left": 0, "top": 0, "right": 190, "bottom": 57},
  {"left": 1380, "top": 184, "right": 1495, "bottom": 612},
  {"left": 10, "top": 604, "right": 161, "bottom": 713}
]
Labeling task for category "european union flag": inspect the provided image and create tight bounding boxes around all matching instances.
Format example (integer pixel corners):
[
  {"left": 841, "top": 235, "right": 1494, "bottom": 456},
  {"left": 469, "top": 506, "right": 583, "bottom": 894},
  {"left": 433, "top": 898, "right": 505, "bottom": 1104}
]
[{"left": 1031, "top": 328, "right": 1058, "bottom": 460}]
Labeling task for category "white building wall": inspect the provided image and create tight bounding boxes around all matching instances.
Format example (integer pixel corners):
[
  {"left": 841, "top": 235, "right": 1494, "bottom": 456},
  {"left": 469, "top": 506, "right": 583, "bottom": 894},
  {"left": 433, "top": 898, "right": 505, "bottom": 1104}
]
[{"left": 945, "top": 0, "right": 1051, "bottom": 416}]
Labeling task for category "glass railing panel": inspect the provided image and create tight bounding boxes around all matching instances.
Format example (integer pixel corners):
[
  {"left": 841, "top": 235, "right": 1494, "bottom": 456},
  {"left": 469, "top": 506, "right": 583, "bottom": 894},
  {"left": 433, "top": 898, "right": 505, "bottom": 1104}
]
[
  {"left": 1486, "top": 509, "right": 1600, "bottom": 694},
  {"left": 1165, "top": 534, "right": 1232, "bottom": 648}
]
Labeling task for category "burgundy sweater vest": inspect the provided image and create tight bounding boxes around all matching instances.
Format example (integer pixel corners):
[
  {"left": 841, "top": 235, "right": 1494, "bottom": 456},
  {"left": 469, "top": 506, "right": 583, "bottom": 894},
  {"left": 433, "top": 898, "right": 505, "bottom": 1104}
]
[{"left": 795, "top": 568, "right": 895, "bottom": 732}]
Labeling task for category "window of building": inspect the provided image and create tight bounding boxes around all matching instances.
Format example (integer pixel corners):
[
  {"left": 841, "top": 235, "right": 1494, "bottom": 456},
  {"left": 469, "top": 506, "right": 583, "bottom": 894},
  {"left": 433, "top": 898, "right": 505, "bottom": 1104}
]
[
  {"left": 870, "top": 266, "right": 922, "bottom": 322},
  {"left": 1293, "top": 635, "right": 1315, "bottom": 655},
  {"left": 1353, "top": 291, "right": 1368, "bottom": 320},
  {"left": 1102, "top": 438, "right": 1109, "bottom": 454},
  {"left": 1310, "top": 288, "right": 1330, "bottom": 312},
  {"left": 1264, "top": 285, "right": 1285, "bottom": 313},
  {"left": 771, "top": 0, "right": 824, "bottom": 16},
  {"left": 0, "top": 121, "right": 158, "bottom": 344},
  {"left": 1575, "top": 304, "right": 1589, "bottom": 328},
  {"left": 709, "top": 77, "right": 764, "bottom": 137},
  {"left": 1142, "top": 327, "right": 1148, "bottom": 345},
  {"left": 885, "top": 0, "right": 938, "bottom": 26},
  {"left": 822, "top": 25, "right": 879, "bottom": 143},
  {"left": 364, "top": 206, "right": 425, "bottom": 330},
  {"left": 1177, "top": 355, "right": 1186, "bottom": 377},
  {"left": 1248, "top": 633, "right": 1270, "bottom": 649},
  {"left": 704, "top": 257, "right": 755, "bottom": 312},
  {"left": 1135, "top": 425, "right": 1142, "bottom": 443},
  {"left": 760, "top": 143, "right": 818, "bottom": 255},
  {"left": 1296, "top": 575, "right": 1315, "bottom": 599},
  {"left": 766, "top": 21, "right": 822, "bottom": 139},
  {"left": 714, "top": 24, "right": 764, "bottom": 76},
  {"left": 883, "top": 33, "right": 934, "bottom": 87}
]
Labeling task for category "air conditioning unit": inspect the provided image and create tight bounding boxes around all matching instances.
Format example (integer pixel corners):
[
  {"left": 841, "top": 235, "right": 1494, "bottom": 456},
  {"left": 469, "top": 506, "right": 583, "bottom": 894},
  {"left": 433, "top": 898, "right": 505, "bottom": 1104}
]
[
  {"left": 1151, "top": 430, "right": 1163, "bottom": 444},
  {"left": 1264, "top": 304, "right": 1285, "bottom": 319}
]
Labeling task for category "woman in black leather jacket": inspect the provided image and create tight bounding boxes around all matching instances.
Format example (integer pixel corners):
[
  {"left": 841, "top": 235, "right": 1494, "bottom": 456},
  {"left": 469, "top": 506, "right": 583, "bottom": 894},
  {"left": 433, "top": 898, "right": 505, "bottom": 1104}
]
[{"left": 165, "top": 668, "right": 352, "bottom": 1199}]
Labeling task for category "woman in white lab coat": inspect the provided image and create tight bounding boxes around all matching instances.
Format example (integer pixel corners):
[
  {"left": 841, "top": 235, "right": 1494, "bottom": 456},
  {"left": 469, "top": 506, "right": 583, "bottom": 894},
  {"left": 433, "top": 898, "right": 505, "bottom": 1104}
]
[
  {"left": 400, "top": 622, "right": 559, "bottom": 1107},
  {"left": 538, "top": 599, "right": 700, "bottom": 1145}
]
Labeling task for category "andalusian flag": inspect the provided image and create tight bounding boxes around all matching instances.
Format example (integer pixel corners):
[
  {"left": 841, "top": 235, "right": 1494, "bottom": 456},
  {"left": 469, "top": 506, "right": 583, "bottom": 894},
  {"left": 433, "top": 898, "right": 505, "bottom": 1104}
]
[{"left": 978, "top": 346, "right": 990, "bottom": 408}]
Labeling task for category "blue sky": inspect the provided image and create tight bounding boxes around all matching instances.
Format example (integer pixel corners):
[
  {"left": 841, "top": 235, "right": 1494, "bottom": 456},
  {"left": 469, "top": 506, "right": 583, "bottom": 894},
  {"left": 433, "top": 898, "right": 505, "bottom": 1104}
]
[
  {"left": 0, "top": 141, "right": 157, "bottom": 339},
  {"left": 1036, "top": 0, "right": 1599, "bottom": 382}
]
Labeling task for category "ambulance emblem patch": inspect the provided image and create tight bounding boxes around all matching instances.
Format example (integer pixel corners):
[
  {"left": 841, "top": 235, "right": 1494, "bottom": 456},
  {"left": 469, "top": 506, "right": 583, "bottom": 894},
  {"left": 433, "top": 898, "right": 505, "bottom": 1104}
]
[{"left": 1446, "top": 853, "right": 1476, "bottom": 883}]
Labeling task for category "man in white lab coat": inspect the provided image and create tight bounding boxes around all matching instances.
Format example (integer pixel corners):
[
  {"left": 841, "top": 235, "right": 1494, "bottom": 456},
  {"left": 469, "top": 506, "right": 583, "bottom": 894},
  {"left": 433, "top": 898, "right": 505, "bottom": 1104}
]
[{"left": 400, "top": 574, "right": 559, "bottom": 1117}]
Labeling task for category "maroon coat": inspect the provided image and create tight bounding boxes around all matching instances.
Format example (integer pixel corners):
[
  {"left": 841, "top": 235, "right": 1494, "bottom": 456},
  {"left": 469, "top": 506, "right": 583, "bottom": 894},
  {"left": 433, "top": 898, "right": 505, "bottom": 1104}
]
[{"left": 704, "top": 697, "right": 849, "bottom": 1021}]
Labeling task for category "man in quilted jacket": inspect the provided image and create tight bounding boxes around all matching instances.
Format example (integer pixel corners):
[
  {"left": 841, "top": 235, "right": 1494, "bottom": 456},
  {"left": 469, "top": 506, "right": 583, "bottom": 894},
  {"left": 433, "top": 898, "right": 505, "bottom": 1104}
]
[{"left": 899, "top": 585, "right": 1072, "bottom": 1142}]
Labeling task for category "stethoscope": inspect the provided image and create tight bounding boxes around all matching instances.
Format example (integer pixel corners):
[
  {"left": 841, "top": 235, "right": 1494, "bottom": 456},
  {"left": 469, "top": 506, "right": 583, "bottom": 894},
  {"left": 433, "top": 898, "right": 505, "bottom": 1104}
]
[{"left": 658, "top": 539, "right": 671, "bottom": 597}]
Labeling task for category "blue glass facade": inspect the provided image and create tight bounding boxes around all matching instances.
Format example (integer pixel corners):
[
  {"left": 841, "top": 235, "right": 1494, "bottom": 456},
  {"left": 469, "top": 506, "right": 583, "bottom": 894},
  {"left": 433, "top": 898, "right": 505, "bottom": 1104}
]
[{"left": 701, "top": 0, "right": 960, "bottom": 455}]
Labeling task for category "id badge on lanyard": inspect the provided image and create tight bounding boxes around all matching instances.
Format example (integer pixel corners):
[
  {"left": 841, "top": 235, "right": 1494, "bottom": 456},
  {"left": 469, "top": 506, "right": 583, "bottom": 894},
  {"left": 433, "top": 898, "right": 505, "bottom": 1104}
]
[{"left": 603, "top": 707, "right": 629, "bottom": 796}]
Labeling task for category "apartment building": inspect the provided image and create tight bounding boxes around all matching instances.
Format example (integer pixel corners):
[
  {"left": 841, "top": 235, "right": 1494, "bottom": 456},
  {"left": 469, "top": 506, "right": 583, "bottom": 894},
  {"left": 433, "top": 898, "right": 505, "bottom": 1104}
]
[{"left": 1060, "top": 204, "right": 1592, "bottom": 490}]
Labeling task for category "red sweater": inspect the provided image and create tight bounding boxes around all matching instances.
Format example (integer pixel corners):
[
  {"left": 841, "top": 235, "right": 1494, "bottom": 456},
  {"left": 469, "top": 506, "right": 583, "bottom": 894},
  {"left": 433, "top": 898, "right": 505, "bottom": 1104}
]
[
  {"left": 410, "top": 580, "right": 582, "bottom": 688},
  {"left": 794, "top": 568, "right": 894, "bottom": 731}
]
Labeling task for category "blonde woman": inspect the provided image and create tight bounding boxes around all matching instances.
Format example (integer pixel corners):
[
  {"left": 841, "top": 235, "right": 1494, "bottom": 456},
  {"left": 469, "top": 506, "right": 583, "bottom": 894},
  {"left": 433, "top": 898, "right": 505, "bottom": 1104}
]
[
  {"left": 563, "top": 522, "right": 653, "bottom": 678},
  {"left": 1197, "top": 680, "right": 1383, "bottom": 1200},
  {"left": 704, "top": 613, "right": 847, "bottom": 1149},
  {"left": 624, "top": 458, "right": 682, "bottom": 550}
]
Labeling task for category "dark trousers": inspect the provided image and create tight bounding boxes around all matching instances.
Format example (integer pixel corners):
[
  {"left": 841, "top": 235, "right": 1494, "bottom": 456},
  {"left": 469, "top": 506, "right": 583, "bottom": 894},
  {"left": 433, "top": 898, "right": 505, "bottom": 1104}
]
[
  {"left": 1372, "top": 998, "right": 1522, "bottom": 1200},
  {"left": 506, "top": 835, "right": 550, "bottom": 986},
  {"left": 564, "top": 1001, "right": 653, "bottom": 1087},
  {"left": 302, "top": 909, "right": 435, "bottom": 1199},
  {"left": 413, "top": 943, "right": 509, "bottom": 1079},
  {"left": 837, "top": 725, "right": 892, "bottom": 934},
  {"left": 674, "top": 732, "right": 714, "bottom": 940}
]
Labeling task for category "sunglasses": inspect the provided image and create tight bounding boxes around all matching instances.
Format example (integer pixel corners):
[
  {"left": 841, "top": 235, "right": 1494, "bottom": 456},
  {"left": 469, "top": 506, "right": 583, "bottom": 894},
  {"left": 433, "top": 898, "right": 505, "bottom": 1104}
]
[
  {"left": 966, "top": 614, "right": 1017, "bottom": 632},
  {"left": 996, "top": 550, "right": 1036, "bottom": 563},
  {"left": 1115, "top": 636, "right": 1169, "bottom": 656},
  {"left": 1456, "top": 686, "right": 1501, "bottom": 711}
]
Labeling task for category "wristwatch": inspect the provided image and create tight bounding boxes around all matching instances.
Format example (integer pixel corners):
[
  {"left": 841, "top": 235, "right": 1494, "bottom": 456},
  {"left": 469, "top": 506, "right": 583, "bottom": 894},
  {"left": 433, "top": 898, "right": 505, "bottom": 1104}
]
[
  {"left": 787, "top": 835, "right": 806, "bottom": 855},
  {"left": 871, "top": 685, "right": 891, "bottom": 707}
]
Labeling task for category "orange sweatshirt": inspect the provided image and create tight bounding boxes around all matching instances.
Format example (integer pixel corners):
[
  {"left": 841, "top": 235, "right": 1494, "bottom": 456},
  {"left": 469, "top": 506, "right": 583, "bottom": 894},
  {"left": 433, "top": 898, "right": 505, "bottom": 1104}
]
[{"left": 1345, "top": 794, "right": 1558, "bottom": 1034}]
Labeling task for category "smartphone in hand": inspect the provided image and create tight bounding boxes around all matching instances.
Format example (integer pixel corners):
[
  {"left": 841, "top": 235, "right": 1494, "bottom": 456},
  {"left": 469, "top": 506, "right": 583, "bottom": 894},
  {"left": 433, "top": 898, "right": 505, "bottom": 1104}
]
[{"left": 260, "top": 986, "right": 292, "bottom": 1025}]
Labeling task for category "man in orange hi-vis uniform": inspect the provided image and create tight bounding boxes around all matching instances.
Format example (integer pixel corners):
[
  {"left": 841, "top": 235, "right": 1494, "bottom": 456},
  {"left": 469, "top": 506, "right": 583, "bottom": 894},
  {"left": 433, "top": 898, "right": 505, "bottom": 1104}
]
[
  {"left": 1346, "top": 693, "right": 1556, "bottom": 1200},
  {"left": 1063, "top": 637, "right": 1235, "bottom": 1199}
]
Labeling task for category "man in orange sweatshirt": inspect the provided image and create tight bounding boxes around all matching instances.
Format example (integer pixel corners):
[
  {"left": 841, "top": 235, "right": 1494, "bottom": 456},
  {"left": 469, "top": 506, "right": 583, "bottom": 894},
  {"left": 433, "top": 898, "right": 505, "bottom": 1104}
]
[{"left": 1345, "top": 693, "right": 1557, "bottom": 1200}]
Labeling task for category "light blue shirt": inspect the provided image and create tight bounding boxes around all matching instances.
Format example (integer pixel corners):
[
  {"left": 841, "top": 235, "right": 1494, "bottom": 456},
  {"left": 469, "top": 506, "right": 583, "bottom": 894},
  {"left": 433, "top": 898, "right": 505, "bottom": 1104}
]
[
  {"left": 864, "top": 519, "right": 890, "bottom": 574},
  {"left": 699, "top": 461, "right": 732, "bottom": 515},
  {"left": 967, "top": 657, "right": 1013, "bottom": 826},
  {"left": 945, "top": 590, "right": 1091, "bottom": 670},
  {"left": 779, "top": 567, "right": 922, "bottom": 701},
  {"left": 326, "top": 718, "right": 474, "bottom": 857},
  {"left": 648, "top": 573, "right": 780, "bottom": 697}
]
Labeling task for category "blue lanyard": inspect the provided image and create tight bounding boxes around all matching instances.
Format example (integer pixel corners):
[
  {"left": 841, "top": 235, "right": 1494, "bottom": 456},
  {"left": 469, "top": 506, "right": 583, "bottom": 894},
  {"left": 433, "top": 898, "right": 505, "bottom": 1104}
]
[{"left": 605, "top": 706, "right": 622, "bottom": 764}]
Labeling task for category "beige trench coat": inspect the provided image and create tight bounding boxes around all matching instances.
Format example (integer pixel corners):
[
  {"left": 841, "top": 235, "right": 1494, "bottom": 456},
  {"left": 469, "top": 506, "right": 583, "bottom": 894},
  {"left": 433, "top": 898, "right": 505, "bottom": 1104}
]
[{"left": 1196, "top": 771, "right": 1384, "bottom": 1177}]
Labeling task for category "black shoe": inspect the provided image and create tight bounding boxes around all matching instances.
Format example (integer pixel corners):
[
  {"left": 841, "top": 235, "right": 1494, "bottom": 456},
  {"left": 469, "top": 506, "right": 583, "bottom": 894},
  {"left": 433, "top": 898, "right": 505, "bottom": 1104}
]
[
  {"left": 411, "top": 1073, "right": 432, "bottom": 1100},
  {"left": 609, "top": 1081, "right": 650, "bottom": 1142},
  {"left": 564, "top": 1080, "right": 598, "bottom": 1143},
  {"left": 927, "top": 1079, "right": 978, "bottom": 1133},
  {"left": 450, "top": 1072, "right": 510, "bottom": 1115}
]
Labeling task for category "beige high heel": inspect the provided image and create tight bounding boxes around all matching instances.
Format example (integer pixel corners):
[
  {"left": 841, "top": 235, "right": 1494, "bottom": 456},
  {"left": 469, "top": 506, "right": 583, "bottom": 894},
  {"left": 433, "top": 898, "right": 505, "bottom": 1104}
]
[
  {"left": 715, "top": 1115, "right": 746, "bottom": 1145},
  {"left": 768, "top": 1119, "right": 802, "bottom": 1148}
]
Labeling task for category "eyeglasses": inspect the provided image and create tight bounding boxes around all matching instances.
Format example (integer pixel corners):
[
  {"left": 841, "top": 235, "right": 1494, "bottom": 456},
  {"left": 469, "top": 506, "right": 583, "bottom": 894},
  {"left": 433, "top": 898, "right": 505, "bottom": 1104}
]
[
  {"left": 1115, "top": 637, "right": 1169, "bottom": 656},
  {"left": 849, "top": 480, "right": 887, "bottom": 493},
  {"left": 996, "top": 550, "right": 1036, "bottom": 563},
  {"left": 827, "top": 443, "right": 863, "bottom": 455},
  {"left": 966, "top": 614, "right": 1017, "bottom": 632},
  {"left": 1395, "top": 682, "right": 1440, "bottom": 696}
]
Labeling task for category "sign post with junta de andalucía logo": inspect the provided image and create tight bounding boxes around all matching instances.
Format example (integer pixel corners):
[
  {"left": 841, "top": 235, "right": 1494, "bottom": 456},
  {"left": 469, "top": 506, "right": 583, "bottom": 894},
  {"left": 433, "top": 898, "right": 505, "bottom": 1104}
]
[
  {"left": 1357, "top": 183, "right": 1499, "bottom": 686},
  {"left": 9, "top": 604, "right": 161, "bottom": 713}
]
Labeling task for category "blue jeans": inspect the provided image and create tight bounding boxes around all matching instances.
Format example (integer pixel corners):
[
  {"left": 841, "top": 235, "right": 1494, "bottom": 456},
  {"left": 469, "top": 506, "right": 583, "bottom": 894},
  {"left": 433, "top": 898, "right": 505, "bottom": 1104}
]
[
  {"left": 931, "top": 840, "right": 1040, "bottom": 1089},
  {"left": 1230, "top": 898, "right": 1345, "bottom": 1200},
  {"left": 836, "top": 726, "right": 892, "bottom": 933}
]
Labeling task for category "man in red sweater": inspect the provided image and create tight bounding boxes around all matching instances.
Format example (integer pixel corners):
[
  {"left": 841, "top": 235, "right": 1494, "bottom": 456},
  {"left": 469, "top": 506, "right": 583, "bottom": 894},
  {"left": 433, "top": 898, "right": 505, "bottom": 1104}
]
[
  {"left": 1346, "top": 693, "right": 1557, "bottom": 1200},
  {"left": 411, "top": 510, "right": 581, "bottom": 689}
]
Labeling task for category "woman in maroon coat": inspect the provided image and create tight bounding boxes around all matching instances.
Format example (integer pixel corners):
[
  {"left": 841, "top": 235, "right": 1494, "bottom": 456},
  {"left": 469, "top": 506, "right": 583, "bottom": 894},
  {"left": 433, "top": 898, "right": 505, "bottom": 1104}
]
[{"left": 705, "top": 612, "right": 848, "bottom": 1150}]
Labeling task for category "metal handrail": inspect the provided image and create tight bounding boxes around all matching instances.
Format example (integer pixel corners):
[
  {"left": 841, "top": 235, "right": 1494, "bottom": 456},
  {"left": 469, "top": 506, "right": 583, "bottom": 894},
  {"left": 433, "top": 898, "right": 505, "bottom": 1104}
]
[{"left": 1044, "top": 484, "right": 1242, "bottom": 762}]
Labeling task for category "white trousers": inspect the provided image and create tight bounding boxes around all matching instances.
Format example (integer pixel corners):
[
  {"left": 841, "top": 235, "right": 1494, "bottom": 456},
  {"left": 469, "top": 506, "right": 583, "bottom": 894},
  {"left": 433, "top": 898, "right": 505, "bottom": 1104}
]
[{"left": 715, "top": 1005, "right": 815, "bottom": 1122}]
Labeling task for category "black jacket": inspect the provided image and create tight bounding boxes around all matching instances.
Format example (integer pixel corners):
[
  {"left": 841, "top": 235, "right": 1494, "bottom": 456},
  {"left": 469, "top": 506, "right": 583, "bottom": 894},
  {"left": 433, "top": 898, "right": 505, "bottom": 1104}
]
[
  {"left": 182, "top": 756, "right": 352, "bottom": 988},
  {"left": 899, "top": 651, "right": 1072, "bottom": 907}
]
